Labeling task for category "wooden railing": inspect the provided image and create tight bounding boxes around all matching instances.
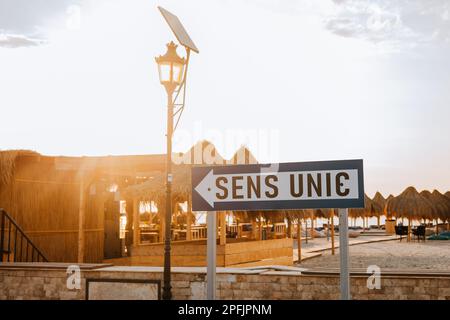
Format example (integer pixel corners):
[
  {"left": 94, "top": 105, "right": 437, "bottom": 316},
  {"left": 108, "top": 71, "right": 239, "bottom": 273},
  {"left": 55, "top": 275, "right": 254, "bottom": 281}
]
[{"left": 0, "top": 209, "right": 48, "bottom": 262}]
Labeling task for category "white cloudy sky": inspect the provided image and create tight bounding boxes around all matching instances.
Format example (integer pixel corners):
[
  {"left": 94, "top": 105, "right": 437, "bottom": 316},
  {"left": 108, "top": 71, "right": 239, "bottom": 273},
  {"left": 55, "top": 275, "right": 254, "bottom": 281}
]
[{"left": 0, "top": 0, "right": 449, "bottom": 197}]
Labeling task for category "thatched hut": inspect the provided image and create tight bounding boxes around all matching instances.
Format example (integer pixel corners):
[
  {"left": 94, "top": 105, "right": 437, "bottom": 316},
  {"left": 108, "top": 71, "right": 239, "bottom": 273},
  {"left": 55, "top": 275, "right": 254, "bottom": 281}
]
[{"left": 0, "top": 149, "right": 170, "bottom": 263}]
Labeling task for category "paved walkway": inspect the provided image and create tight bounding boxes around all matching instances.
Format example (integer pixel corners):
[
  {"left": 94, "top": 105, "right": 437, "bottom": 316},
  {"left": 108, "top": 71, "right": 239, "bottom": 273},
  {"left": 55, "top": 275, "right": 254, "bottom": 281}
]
[{"left": 293, "top": 233, "right": 398, "bottom": 262}]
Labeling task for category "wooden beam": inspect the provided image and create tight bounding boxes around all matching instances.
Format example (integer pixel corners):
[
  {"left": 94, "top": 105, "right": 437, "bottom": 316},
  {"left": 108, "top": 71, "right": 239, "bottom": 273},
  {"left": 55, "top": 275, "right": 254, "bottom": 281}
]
[
  {"left": 259, "top": 213, "right": 263, "bottom": 240},
  {"left": 331, "top": 211, "right": 335, "bottom": 255},
  {"left": 408, "top": 218, "right": 412, "bottom": 242},
  {"left": 160, "top": 203, "right": 165, "bottom": 242},
  {"left": 220, "top": 212, "right": 226, "bottom": 245},
  {"left": 133, "top": 198, "right": 140, "bottom": 245},
  {"left": 77, "top": 177, "right": 86, "bottom": 263},
  {"left": 186, "top": 200, "right": 192, "bottom": 241},
  {"left": 297, "top": 220, "right": 301, "bottom": 263}
]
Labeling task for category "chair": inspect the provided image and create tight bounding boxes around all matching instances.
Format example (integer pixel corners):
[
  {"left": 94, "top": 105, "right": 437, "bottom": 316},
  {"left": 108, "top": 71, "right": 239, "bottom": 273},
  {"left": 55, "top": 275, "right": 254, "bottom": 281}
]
[
  {"left": 394, "top": 226, "right": 409, "bottom": 241},
  {"left": 412, "top": 225, "right": 426, "bottom": 242}
]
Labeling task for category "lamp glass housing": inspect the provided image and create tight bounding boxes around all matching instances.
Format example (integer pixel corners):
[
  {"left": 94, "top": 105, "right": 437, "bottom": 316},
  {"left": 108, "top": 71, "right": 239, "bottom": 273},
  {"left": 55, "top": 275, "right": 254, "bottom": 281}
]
[{"left": 155, "top": 41, "right": 186, "bottom": 88}]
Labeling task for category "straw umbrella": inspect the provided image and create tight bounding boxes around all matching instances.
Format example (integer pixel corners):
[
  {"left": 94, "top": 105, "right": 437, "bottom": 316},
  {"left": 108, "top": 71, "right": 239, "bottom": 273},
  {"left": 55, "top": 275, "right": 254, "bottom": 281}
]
[
  {"left": 372, "top": 192, "right": 386, "bottom": 228},
  {"left": 230, "top": 145, "right": 258, "bottom": 165},
  {"left": 315, "top": 208, "right": 336, "bottom": 254},
  {"left": 421, "top": 190, "right": 450, "bottom": 233},
  {"left": 285, "top": 210, "right": 309, "bottom": 262},
  {"left": 386, "top": 186, "right": 435, "bottom": 241},
  {"left": 349, "top": 194, "right": 382, "bottom": 230}
]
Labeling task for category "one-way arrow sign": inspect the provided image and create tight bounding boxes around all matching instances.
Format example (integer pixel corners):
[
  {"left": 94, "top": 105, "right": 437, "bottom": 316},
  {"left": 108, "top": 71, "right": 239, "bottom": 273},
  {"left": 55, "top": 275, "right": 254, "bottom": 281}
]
[{"left": 191, "top": 159, "right": 364, "bottom": 211}]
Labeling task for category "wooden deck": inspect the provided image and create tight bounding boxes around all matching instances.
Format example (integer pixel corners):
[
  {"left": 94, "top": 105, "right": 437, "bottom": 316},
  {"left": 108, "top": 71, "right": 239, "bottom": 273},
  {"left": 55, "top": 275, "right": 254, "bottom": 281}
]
[{"left": 105, "top": 238, "right": 293, "bottom": 267}]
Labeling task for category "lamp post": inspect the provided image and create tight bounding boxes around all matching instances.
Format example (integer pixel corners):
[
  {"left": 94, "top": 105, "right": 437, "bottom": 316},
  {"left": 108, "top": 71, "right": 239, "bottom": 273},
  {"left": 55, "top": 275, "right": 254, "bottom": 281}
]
[{"left": 155, "top": 41, "right": 186, "bottom": 300}]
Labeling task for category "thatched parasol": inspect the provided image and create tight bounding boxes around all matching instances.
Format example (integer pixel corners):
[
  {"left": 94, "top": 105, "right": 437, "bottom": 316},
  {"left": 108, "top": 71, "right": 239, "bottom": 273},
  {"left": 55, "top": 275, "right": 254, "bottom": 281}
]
[
  {"left": 420, "top": 190, "right": 450, "bottom": 221},
  {"left": 230, "top": 145, "right": 258, "bottom": 165},
  {"left": 176, "top": 140, "right": 225, "bottom": 165},
  {"left": 386, "top": 186, "right": 435, "bottom": 221},
  {"left": 349, "top": 194, "right": 382, "bottom": 218},
  {"left": 233, "top": 210, "right": 286, "bottom": 223},
  {"left": 372, "top": 192, "right": 386, "bottom": 211}
]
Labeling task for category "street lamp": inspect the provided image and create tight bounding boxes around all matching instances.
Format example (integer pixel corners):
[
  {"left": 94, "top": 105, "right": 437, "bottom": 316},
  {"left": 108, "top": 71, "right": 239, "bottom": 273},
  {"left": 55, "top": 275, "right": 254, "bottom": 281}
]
[{"left": 155, "top": 41, "right": 186, "bottom": 300}]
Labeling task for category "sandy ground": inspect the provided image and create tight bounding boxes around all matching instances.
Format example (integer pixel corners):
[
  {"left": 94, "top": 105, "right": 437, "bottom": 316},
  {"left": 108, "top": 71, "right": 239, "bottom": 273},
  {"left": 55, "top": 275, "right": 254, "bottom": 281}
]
[{"left": 295, "top": 239, "right": 450, "bottom": 271}]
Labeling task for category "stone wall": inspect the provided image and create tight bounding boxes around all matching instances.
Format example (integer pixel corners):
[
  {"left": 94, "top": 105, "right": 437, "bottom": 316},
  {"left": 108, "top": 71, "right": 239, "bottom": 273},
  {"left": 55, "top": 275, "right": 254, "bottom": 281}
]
[{"left": 0, "top": 264, "right": 449, "bottom": 300}]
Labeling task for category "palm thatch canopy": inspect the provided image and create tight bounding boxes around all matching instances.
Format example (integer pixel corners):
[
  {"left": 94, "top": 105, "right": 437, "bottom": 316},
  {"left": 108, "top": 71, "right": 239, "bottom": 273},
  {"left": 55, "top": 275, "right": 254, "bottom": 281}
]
[
  {"left": 313, "top": 208, "right": 334, "bottom": 219},
  {"left": 121, "top": 141, "right": 260, "bottom": 207},
  {"left": 0, "top": 150, "right": 40, "bottom": 189},
  {"left": 372, "top": 191, "right": 386, "bottom": 210},
  {"left": 285, "top": 209, "right": 312, "bottom": 223},
  {"left": 174, "top": 140, "right": 225, "bottom": 165},
  {"left": 420, "top": 190, "right": 450, "bottom": 221},
  {"left": 349, "top": 194, "right": 382, "bottom": 218},
  {"left": 230, "top": 146, "right": 258, "bottom": 165},
  {"left": 122, "top": 165, "right": 191, "bottom": 204},
  {"left": 233, "top": 210, "right": 287, "bottom": 223},
  {"left": 386, "top": 186, "right": 435, "bottom": 220}
]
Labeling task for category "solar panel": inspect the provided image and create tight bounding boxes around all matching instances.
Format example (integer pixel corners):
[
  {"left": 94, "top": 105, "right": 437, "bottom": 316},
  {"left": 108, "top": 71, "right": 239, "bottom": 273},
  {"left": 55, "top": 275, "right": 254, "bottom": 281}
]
[{"left": 158, "top": 6, "right": 199, "bottom": 53}]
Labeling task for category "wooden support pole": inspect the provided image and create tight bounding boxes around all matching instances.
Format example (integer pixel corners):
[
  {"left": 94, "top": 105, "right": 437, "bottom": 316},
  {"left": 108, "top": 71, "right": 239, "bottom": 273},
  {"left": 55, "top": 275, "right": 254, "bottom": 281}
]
[
  {"left": 310, "top": 217, "right": 315, "bottom": 240},
  {"left": 77, "top": 177, "right": 86, "bottom": 263},
  {"left": 259, "top": 213, "right": 263, "bottom": 240},
  {"left": 287, "top": 220, "right": 292, "bottom": 239},
  {"left": 377, "top": 215, "right": 381, "bottom": 229},
  {"left": 305, "top": 219, "right": 308, "bottom": 244},
  {"left": 251, "top": 219, "right": 257, "bottom": 240},
  {"left": 407, "top": 218, "right": 411, "bottom": 242},
  {"left": 297, "top": 220, "right": 301, "bottom": 263},
  {"left": 327, "top": 218, "right": 330, "bottom": 241},
  {"left": 220, "top": 212, "right": 226, "bottom": 245},
  {"left": 160, "top": 206, "right": 165, "bottom": 242},
  {"left": 186, "top": 210, "right": 192, "bottom": 241},
  {"left": 149, "top": 202, "right": 154, "bottom": 225},
  {"left": 133, "top": 198, "right": 140, "bottom": 245},
  {"left": 331, "top": 211, "right": 335, "bottom": 255}
]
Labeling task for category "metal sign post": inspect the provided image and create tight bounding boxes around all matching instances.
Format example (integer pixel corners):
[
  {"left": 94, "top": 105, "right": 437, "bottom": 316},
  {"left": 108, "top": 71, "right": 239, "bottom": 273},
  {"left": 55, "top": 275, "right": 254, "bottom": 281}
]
[
  {"left": 338, "top": 208, "right": 351, "bottom": 300},
  {"left": 206, "top": 211, "right": 217, "bottom": 300}
]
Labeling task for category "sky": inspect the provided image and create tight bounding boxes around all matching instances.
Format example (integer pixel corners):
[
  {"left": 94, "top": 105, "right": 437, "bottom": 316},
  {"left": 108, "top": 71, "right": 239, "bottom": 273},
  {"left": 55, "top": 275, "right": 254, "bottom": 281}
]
[{"left": 0, "top": 0, "right": 449, "bottom": 197}]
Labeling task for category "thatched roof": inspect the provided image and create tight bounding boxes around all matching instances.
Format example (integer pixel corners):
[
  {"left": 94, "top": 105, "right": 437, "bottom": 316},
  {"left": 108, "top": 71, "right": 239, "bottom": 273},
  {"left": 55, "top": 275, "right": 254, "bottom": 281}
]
[
  {"left": 233, "top": 210, "right": 287, "bottom": 223},
  {"left": 174, "top": 140, "right": 225, "bottom": 166},
  {"left": 0, "top": 150, "right": 40, "bottom": 189},
  {"left": 420, "top": 190, "right": 450, "bottom": 220},
  {"left": 349, "top": 194, "right": 382, "bottom": 218},
  {"left": 230, "top": 146, "right": 258, "bottom": 165},
  {"left": 386, "top": 186, "right": 435, "bottom": 220},
  {"left": 372, "top": 191, "right": 386, "bottom": 209},
  {"left": 122, "top": 165, "right": 191, "bottom": 203},
  {"left": 121, "top": 142, "right": 260, "bottom": 201}
]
